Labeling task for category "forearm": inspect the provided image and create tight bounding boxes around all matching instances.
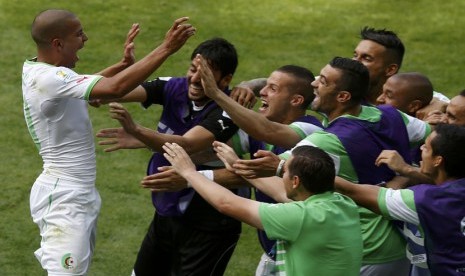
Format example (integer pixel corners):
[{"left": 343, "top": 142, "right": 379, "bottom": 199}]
[
  {"left": 96, "top": 59, "right": 132, "bottom": 77},
  {"left": 247, "top": 176, "right": 291, "bottom": 203},
  {"left": 334, "top": 177, "right": 381, "bottom": 214},
  {"left": 184, "top": 170, "right": 263, "bottom": 229},
  {"left": 91, "top": 46, "right": 172, "bottom": 100},
  {"left": 184, "top": 171, "right": 237, "bottom": 210},
  {"left": 213, "top": 168, "right": 251, "bottom": 189},
  {"left": 397, "top": 165, "right": 434, "bottom": 185},
  {"left": 214, "top": 91, "right": 299, "bottom": 148},
  {"left": 130, "top": 125, "right": 176, "bottom": 152}
]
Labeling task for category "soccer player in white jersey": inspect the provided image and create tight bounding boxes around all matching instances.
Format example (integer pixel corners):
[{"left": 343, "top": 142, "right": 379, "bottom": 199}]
[{"left": 22, "top": 9, "right": 195, "bottom": 275}]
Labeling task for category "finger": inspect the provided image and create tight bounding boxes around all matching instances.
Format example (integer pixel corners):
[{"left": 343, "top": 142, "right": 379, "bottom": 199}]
[
  {"left": 374, "top": 157, "right": 385, "bottom": 167},
  {"left": 103, "top": 146, "right": 120, "bottom": 153},
  {"left": 148, "top": 188, "right": 169, "bottom": 192},
  {"left": 233, "top": 161, "right": 256, "bottom": 170},
  {"left": 108, "top": 102, "right": 124, "bottom": 108},
  {"left": 235, "top": 169, "right": 257, "bottom": 179},
  {"left": 157, "top": 166, "right": 173, "bottom": 172},
  {"left": 172, "top": 17, "right": 189, "bottom": 30},
  {"left": 98, "top": 139, "right": 117, "bottom": 145},
  {"left": 96, "top": 129, "right": 118, "bottom": 138},
  {"left": 97, "top": 128, "right": 120, "bottom": 134},
  {"left": 127, "top": 23, "right": 140, "bottom": 40}
]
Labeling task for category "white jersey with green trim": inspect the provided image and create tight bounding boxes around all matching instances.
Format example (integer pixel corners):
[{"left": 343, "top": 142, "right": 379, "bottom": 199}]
[
  {"left": 378, "top": 188, "right": 419, "bottom": 225},
  {"left": 22, "top": 59, "right": 102, "bottom": 184}
]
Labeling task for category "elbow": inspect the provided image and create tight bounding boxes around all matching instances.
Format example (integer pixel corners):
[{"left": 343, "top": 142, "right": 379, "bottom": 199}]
[
  {"left": 214, "top": 196, "right": 235, "bottom": 215},
  {"left": 108, "top": 84, "right": 132, "bottom": 98},
  {"left": 96, "top": 78, "right": 134, "bottom": 99}
]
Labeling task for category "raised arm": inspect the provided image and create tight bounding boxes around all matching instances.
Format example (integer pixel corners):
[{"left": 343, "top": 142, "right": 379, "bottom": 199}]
[
  {"left": 197, "top": 55, "right": 302, "bottom": 148},
  {"left": 96, "top": 23, "right": 140, "bottom": 77},
  {"left": 90, "top": 17, "right": 195, "bottom": 100},
  {"left": 375, "top": 150, "right": 433, "bottom": 184},
  {"left": 163, "top": 142, "right": 263, "bottom": 229}
]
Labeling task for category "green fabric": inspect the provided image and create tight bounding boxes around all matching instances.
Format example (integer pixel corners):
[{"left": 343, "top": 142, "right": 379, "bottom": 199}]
[{"left": 259, "top": 192, "right": 363, "bottom": 275}]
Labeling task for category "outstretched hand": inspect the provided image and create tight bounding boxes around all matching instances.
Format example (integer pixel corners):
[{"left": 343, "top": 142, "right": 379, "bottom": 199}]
[
  {"left": 141, "top": 166, "right": 188, "bottom": 192},
  {"left": 162, "top": 142, "right": 197, "bottom": 177},
  {"left": 96, "top": 127, "right": 145, "bottom": 152},
  {"left": 108, "top": 102, "right": 139, "bottom": 134},
  {"left": 213, "top": 141, "right": 239, "bottom": 172},
  {"left": 233, "top": 150, "right": 281, "bottom": 178},
  {"left": 162, "top": 17, "right": 196, "bottom": 55}
]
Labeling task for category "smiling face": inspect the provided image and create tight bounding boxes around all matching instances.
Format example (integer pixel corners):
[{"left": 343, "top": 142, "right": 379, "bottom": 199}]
[
  {"left": 186, "top": 58, "right": 226, "bottom": 106},
  {"left": 258, "top": 71, "right": 298, "bottom": 123},
  {"left": 310, "top": 65, "right": 341, "bottom": 116}
]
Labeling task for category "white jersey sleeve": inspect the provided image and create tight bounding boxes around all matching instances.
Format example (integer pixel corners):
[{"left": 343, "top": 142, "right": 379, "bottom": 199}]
[{"left": 378, "top": 187, "right": 420, "bottom": 225}]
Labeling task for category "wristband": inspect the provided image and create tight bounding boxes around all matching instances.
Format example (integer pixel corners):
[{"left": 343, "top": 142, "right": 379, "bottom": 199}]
[
  {"left": 187, "top": 170, "right": 214, "bottom": 188},
  {"left": 276, "top": 159, "right": 286, "bottom": 177},
  {"left": 199, "top": 170, "right": 214, "bottom": 180}
]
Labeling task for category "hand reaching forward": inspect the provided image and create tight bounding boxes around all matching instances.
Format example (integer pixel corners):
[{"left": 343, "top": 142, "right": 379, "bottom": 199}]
[
  {"left": 108, "top": 102, "right": 139, "bottom": 135},
  {"left": 162, "top": 142, "right": 197, "bottom": 178},
  {"left": 141, "top": 166, "right": 188, "bottom": 192},
  {"left": 233, "top": 150, "right": 281, "bottom": 179},
  {"left": 212, "top": 141, "right": 239, "bottom": 171},
  {"left": 96, "top": 127, "right": 145, "bottom": 152}
]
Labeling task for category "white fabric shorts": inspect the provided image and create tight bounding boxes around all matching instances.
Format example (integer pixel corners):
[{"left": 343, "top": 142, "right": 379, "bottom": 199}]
[{"left": 30, "top": 173, "right": 101, "bottom": 275}]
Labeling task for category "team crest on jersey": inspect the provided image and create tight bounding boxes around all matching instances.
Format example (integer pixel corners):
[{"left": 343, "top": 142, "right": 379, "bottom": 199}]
[
  {"left": 56, "top": 70, "right": 68, "bottom": 79},
  {"left": 61, "top": 253, "right": 75, "bottom": 269},
  {"left": 55, "top": 70, "right": 72, "bottom": 83}
]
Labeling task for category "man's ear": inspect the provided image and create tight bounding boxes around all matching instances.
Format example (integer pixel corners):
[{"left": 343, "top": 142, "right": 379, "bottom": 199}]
[
  {"left": 290, "top": 94, "right": 304, "bottom": 107},
  {"left": 51, "top": 38, "right": 63, "bottom": 50},
  {"left": 219, "top": 74, "right": 233, "bottom": 89},
  {"left": 292, "top": 175, "right": 300, "bottom": 189},
  {"left": 408, "top": 99, "right": 424, "bottom": 115},
  {"left": 337, "top": 91, "right": 352, "bottom": 103},
  {"left": 385, "top": 63, "right": 399, "bottom": 78},
  {"left": 433, "top": 155, "right": 444, "bottom": 168}
]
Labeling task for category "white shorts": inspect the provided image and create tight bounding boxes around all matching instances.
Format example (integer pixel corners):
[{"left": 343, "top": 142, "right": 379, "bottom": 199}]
[{"left": 30, "top": 173, "right": 101, "bottom": 275}]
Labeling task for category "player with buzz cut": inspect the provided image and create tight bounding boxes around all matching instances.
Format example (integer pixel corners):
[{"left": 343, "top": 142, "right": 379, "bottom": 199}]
[{"left": 23, "top": 9, "right": 195, "bottom": 275}]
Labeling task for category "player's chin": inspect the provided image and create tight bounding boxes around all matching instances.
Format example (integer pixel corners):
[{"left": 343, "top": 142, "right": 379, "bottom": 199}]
[{"left": 188, "top": 93, "right": 209, "bottom": 103}]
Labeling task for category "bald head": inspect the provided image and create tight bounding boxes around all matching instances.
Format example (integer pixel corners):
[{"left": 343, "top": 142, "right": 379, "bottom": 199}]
[
  {"left": 31, "top": 9, "right": 77, "bottom": 48},
  {"left": 377, "top": 72, "right": 433, "bottom": 115}
]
